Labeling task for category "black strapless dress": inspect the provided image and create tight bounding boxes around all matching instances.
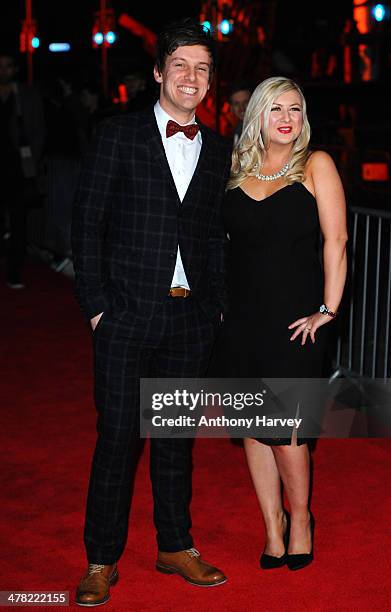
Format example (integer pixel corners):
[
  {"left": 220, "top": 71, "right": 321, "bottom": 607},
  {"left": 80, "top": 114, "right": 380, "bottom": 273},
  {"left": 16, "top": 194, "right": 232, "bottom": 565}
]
[{"left": 211, "top": 182, "right": 329, "bottom": 445}]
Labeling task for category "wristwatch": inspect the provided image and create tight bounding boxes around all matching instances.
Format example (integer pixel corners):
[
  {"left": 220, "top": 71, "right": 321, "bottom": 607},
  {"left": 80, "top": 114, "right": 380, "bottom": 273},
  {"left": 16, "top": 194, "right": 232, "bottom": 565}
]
[{"left": 319, "top": 304, "right": 337, "bottom": 318}]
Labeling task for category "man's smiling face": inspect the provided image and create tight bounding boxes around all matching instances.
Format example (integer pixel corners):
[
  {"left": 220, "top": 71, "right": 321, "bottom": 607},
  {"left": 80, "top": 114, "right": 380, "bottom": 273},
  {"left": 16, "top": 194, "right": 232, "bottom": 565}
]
[{"left": 153, "top": 44, "right": 211, "bottom": 124}]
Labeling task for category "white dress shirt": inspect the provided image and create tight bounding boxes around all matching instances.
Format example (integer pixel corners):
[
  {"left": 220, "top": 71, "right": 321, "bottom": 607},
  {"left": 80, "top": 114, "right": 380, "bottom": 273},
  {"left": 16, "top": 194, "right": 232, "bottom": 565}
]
[{"left": 154, "top": 101, "right": 202, "bottom": 290}]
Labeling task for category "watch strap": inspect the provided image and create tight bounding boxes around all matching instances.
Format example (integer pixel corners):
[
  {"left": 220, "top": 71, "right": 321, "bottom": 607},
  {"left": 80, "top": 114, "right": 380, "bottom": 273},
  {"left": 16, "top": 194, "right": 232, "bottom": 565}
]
[{"left": 319, "top": 304, "right": 337, "bottom": 318}]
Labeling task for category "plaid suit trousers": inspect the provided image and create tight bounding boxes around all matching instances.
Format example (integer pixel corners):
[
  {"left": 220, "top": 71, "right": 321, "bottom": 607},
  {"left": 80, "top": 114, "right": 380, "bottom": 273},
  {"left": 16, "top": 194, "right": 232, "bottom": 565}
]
[{"left": 84, "top": 296, "right": 217, "bottom": 563}]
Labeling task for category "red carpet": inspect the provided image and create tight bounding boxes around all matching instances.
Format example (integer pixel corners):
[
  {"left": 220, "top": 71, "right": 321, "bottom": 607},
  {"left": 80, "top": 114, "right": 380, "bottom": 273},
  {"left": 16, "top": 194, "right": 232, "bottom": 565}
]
[{"left": 1, "top": 259, "right": 391, "bottom": 611}]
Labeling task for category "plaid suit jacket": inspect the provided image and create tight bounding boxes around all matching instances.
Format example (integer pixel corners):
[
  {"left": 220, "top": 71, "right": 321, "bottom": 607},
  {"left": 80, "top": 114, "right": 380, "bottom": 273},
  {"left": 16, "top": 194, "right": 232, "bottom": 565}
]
[{"left": 72, "top": 107, "right": 231, "bottom": 325}]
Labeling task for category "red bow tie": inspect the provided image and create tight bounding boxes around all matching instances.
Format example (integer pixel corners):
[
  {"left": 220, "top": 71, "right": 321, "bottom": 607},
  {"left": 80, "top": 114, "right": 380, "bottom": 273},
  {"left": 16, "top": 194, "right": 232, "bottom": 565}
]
[{"left": 166, "top": 120, "right": 200, "bottom": 140}]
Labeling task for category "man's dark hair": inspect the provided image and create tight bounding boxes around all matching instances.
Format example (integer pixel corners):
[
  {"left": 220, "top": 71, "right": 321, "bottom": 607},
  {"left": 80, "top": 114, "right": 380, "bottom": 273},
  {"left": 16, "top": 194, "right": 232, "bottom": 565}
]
[{"left": 155, "top": 18, "right": 216, "bottom": 77}]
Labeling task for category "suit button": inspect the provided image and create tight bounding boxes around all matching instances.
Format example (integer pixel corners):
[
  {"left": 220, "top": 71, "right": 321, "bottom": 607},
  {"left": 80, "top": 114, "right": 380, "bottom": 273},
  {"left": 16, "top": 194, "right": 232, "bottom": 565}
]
[{"left": 170, "top": 253, "right": 176, "bottom": 259}]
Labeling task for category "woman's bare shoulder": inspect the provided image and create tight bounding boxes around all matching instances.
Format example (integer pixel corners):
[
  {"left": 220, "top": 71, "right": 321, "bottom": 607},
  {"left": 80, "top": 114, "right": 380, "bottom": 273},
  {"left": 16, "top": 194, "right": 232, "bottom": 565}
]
[{"left": 306, "top": 150, "right": 336, "bottom": 173}]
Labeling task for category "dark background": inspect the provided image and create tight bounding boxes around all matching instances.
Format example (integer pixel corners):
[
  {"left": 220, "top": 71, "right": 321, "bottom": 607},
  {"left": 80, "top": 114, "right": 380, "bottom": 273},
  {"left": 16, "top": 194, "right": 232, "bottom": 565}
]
[
  {"left": 1, "top": 1, "right": 390, "bottom": 207},
  {"left": 1, "top": 0, "right": 354, "bottom": 83}
]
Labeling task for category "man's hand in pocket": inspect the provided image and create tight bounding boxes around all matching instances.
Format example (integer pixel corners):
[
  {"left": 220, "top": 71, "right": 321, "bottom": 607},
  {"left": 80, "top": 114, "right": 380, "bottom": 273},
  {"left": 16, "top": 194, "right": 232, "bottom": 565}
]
[{"left": 90, "top": 312, "right": 103, "bottom": 331}]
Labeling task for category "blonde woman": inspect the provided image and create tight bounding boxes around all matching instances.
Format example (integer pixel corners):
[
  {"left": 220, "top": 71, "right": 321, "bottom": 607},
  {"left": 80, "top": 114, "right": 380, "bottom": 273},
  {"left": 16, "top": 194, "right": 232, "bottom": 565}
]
[{"left": 213, "top": 77, "right": 347, "bottom": 570}]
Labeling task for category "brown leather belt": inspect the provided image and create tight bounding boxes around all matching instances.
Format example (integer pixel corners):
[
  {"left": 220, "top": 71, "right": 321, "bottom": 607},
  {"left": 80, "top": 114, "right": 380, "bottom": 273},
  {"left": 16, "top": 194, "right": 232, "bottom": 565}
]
[{"left": 168, "top": 287, "right": 191, "bottom": 298}]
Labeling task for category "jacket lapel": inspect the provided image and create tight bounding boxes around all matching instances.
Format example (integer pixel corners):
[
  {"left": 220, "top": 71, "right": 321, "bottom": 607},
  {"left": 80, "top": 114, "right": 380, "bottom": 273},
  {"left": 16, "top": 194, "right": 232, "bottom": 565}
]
[
  {"left": 141, "top": 108, "right": 213, "bottom": 206},
  {"left": 181, "top": 120, "right": 212, "bottom": 206},
  {"left": 142, "top": 108, "right": 180, "bottom": 203}
]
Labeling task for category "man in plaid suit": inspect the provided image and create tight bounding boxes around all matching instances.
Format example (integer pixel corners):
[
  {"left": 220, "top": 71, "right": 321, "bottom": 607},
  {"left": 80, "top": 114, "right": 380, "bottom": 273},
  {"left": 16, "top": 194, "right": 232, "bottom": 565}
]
[{"left": 73, "top": 19, "right": 231, "bottom": 606}]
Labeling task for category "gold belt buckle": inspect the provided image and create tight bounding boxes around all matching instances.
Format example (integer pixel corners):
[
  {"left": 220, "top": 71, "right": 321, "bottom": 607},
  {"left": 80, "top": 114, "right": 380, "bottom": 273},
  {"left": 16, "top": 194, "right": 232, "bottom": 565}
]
[{"left": 169, "top": 287, "right": 190, "bottom": 298}]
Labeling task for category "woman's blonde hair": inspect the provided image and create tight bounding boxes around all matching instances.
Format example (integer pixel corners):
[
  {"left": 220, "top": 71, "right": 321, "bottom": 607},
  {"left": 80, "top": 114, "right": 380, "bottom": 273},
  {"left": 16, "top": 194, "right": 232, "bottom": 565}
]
[{"left": 228, "top": 76, "right": 311, "bottom": 190}]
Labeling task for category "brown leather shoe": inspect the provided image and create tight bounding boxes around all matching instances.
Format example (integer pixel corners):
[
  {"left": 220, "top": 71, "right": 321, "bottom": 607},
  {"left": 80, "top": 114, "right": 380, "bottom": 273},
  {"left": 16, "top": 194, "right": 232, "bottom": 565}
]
[
  {"left": 75, "top": 563, "right": 119, "bottom": 607},
  {"left": 156, "top": 548, "right": 227, "bottom": 587}
]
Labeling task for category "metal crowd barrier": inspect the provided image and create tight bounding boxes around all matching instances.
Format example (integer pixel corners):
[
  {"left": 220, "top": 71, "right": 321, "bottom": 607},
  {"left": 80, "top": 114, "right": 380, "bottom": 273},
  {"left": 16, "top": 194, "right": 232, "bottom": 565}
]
[{"left": 333, "top": 206, "right": 391, "bottom": 380}]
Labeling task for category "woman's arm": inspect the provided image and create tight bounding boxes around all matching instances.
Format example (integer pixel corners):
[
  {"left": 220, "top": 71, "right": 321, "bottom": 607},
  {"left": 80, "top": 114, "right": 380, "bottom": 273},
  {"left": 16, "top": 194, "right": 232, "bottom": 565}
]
[
  {"left": 289, "top": 150, "right": 348, "bottom": 344},
  {"left": 312, "top": 150, "right": 348, "bottom": 313}
]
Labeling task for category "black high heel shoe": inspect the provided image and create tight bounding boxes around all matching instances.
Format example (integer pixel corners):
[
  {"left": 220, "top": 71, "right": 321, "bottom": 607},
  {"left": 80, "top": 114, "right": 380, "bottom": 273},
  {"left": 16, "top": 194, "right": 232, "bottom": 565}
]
[
  {"left": 260, "top": 511, "right": 290, "bottom": 570},
  {"left": 287, "top": 511, "right": 315, "bottom": 571}
]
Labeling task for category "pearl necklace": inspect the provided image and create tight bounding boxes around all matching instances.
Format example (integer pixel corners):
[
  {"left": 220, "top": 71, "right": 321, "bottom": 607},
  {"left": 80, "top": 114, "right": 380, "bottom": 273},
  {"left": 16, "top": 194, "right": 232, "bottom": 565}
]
[{"left": 256, "top": 162, "right": 289, "bottom": 181}]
